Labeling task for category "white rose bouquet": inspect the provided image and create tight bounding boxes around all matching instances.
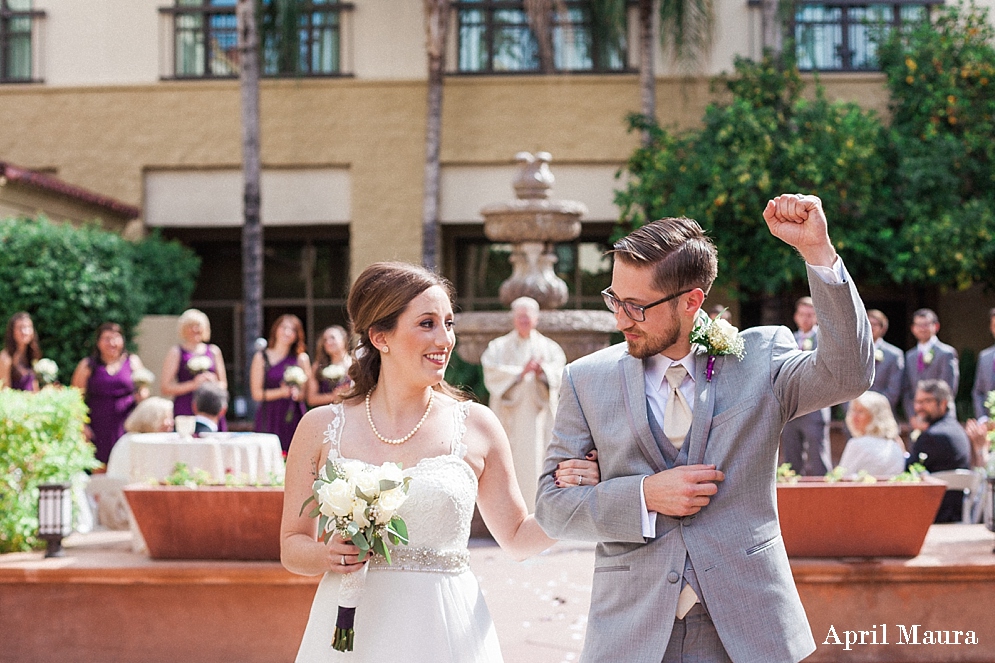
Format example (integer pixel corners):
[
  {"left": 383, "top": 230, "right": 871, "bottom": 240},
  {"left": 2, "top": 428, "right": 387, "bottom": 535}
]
[
  {"left": 281, "top": 365, "right": 309, "bottom": 421},
  {"left": 131, "top": 367, "right": 155, "bottom": 390},
  {"left": 321, "top": 364, "right": 347, "bottom": 385},
  {"left": 689, "top": 311, "right": 746, "bottom": 382},
  {"left": 32, "top": 358, "right": 59, "bottom": 386},
  {"left": 186, "top": 355, "right": 213, "bottom": 375},
  {"left": 300, "top": 457, "right": 411, "bottom": 652}
]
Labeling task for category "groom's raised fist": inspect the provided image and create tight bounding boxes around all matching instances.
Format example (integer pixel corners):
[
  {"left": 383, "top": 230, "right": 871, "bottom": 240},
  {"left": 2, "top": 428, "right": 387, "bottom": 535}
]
[{"left": 763, "top": 193, "right": 837, "bottom": 268}]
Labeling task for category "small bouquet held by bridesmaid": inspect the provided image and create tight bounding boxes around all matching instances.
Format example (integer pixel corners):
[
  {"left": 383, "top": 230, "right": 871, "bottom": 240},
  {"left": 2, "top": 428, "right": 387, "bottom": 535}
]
[
  {"left": 321, "top": 363, "right": 348, "bottom": 388},
  {"left": 131, "top": 367, "right": 155, "bottom": 391},
  {"left": 282, "top": 365, "right": 308, "bottom": 421},
  {"left": 32, "top": 358, "right": 59, "bottom": 387},
  {"left": 300, "top": 457, "right": 411, "bottom": 652},
  {"left": 186, "top": 355, "right": 213, "bottom": 374}
]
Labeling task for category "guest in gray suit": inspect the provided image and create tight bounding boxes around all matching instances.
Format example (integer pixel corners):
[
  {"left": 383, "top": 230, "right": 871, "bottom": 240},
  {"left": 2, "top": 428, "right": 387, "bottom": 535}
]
[
  {"left": 971, "top": 308, "right": 995, "bottom": 421},
  {"left": 779, "top": 296, "right": 831, "bottom": 475},
  {"left": 902, "top": 308, "right": 959, "bottom": 421},
  {"left": 535, "top": 194, "right": 874, "bottom": 663},
  {"left": 867, "top": 309, "right": 904, "bottom": 415}
]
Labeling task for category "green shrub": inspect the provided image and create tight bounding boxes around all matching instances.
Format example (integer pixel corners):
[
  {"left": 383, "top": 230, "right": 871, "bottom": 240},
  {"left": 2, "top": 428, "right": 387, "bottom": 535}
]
[
  {"left": 0, "top": 217, "right": 200, "bottom": 382},
  {"left": 0, "top": 387, "right": 98, "bottom": 553}
]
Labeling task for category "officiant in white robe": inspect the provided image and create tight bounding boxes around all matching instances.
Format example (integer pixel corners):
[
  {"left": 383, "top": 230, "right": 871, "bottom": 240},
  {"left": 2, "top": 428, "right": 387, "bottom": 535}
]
[{"left": 481, "top": 297, "right": 566, "bottom": 512}]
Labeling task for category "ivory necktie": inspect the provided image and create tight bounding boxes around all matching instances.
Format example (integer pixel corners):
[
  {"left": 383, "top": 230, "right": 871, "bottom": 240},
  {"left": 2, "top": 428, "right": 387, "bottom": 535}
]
[{"left": 663, "top": 364, "right": 692, "bottom": 448}]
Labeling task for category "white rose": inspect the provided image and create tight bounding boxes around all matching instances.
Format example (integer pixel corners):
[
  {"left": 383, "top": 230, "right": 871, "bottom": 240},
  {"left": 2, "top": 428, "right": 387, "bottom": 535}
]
[
  {"left": 375, "top": 488, "right": 408, "bottom": 524},
  {"left": 378, "top": 462, "right": 404, "bottom": 485},
  {"left": 352, "top": 468, "right": 380, "bottom": 499},
  {"left": 352, "top": 502, "right": 371, "bottom": 529},
  {"left": 317, "top": 478, "right": 353, "bottom": 518},
  {"left": 338, "top": 459, "right": 366, "bottom": 478}
]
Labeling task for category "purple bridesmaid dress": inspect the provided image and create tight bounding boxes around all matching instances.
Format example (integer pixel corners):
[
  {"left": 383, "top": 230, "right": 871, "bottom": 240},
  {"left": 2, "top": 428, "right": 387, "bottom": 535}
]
[
  {"left": 86, "top": 357, "right": 137, "bottom": 464},
  {"left": 11, "top": 366, "right": 35, "bottom": 391},
  {"left": 254, "top": 353, "right": 306, "bottom": 452},
  {"left": 174, "top": 345, "right": 228, "bottom": 431}
]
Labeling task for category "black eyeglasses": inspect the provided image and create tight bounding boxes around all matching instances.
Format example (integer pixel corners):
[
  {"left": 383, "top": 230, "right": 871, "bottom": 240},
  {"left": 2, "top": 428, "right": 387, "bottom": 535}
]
[{"left": 601, "top": 288, "right": 692, "bottom": 322}]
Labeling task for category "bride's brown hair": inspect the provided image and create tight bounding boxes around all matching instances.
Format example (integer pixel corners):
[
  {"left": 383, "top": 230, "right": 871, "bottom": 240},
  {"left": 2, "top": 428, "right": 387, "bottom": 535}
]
[{"left": 343, "top": 262, "right": 465, "bottom": 403}]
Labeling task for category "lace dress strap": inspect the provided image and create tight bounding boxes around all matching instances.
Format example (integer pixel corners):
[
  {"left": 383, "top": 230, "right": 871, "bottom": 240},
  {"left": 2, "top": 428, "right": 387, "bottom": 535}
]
[
  {"left": 321, "top": 402, "right": 345, "bottom": 459},
  {"left": 450, "top": 401, "right": 471, "bottom": 459}
]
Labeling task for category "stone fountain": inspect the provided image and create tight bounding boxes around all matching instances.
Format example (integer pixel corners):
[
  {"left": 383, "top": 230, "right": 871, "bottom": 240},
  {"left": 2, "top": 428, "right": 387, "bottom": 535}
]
[{"left": 454, "top": 152, "right": 617, "bottom": 364}]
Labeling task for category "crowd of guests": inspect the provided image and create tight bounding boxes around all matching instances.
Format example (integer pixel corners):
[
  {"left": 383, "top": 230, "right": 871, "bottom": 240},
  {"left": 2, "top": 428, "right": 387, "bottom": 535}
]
[
  {"left": 0, "top": 309, "right": 354, "bottom": 465},
  {"left": 771, "top": 302, "right": 995, "bottom": 523}
]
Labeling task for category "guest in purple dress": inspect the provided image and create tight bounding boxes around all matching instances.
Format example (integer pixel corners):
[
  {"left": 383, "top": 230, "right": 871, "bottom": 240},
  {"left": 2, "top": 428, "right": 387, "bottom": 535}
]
[
  {"left": 306, "top": 325, "right": 353, "bottom": 408},
  {"left": 161, "top": 308, "right": 229, "bottom": 431},
  {"left": 251, "top": 314, "right": 311, "bottom": 452},
  {"left": 70, "top": 322, "right": 151, "bottom": 465},
  {"left": 1, "top": 312, "right": 40, "bottom": 392}
]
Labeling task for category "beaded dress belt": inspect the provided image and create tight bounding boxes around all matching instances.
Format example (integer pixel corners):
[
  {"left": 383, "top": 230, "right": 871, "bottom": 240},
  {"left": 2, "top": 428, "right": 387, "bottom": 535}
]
[{"left": 368, "top": 546, "right": 470, "bottom": 574}]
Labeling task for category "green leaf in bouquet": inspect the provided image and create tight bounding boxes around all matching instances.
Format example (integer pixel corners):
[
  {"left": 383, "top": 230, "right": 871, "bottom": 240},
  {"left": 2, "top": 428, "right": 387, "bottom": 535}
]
[
  {"left": 300, "top": 494, "right": 316, "bottom": 517},
  {"left": 355, "top": 485, "right": 374, "bottom": 503},
  {"left": 388, "top": 516, "right": 408, "bottom": 544},
  {"left": 379, "top": 479, "right": 401, "bottom": 492},
  {"left": 372, "top": 536, "right": 391, "bottom": 564},
  {"left": 308, "top": 503, "right": 322, "bottom": 519},
  {"left": 325, "top": 458, "right": 340, "bottom": 481},
  {"left": 351, "top": 529, "right": 370, "bottom": 552}
]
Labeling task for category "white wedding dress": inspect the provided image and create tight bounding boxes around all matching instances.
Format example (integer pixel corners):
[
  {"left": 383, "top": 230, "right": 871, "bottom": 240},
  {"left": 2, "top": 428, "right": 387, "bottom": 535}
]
[{"left": 295, "top": 401, "right": 503, "bottom": 662}]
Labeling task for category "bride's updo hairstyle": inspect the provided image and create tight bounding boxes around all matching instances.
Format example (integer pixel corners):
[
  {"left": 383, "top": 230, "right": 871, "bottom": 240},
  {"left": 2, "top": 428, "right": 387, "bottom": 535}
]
[{"left": 344, "top": 262, "right": 464, "bottom": 402}]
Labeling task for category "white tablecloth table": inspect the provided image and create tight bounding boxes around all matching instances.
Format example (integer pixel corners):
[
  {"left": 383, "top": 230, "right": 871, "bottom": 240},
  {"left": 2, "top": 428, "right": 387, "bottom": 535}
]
[{"left": 108, "top": 432, "right": 285, "bottom": 485}]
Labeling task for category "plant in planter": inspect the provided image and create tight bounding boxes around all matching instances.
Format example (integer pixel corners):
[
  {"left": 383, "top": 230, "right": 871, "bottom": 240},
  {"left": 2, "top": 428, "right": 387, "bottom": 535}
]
[
  {"left": 776, "top": 463, "right": 946, "bottom": 557},
  {"left": 124, "top": 462, "right": 285, "bottom": 561},
  {"left": 0, "top": 388, "right": 99, "bottom": 553}
]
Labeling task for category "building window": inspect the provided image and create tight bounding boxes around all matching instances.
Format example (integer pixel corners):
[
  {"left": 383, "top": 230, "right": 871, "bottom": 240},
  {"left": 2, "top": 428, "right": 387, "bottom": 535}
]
[
  {"left": 794, "top": 2, "right": 932, "bottom": 72},
  {"left": 0, "top": 0, "right": 43, "bottom": 83},
  {"left": 164, "top": 0, "right": 350, "bottom": 79},
  {"left": 455, "top": 1, "right": 628, "bottom": 73}
]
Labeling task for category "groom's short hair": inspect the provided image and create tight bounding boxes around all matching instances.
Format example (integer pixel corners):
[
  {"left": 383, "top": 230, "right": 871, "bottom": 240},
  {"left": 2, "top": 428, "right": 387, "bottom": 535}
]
[{"left": 610, "top": 217, "right": 718, "bottom": 295}]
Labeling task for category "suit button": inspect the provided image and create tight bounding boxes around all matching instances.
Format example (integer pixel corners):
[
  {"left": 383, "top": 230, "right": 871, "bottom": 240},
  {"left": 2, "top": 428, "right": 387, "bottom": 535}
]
[
  {"left": 682, "top": 516, "right": 694, "bottom": 526},
  {"left": 667, "top": 571, "right": 680, "bottom": 583}
]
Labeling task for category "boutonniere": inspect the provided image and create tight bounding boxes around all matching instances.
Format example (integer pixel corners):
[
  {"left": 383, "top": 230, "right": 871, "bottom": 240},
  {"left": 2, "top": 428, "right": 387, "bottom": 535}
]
[
  {"left": 801, "top": 337, "right": 814, "bottom": 351},
  {"left": 874, "top": 348, "right": 884, "bottom": 363},
  {"left": 923, "top": 349, "right": 934, "bottom": 365},
  {"left": 690, "top": 311, "right": 746, "bottom": 382}
]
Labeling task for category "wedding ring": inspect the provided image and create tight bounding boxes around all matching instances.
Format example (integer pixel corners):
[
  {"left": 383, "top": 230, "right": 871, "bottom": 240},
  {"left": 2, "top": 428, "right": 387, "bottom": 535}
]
[
  {"left": 578, "top": 476, "right": 583, "bottom": 486},
  {"left": 341, "top": 555, "right": 347, "bottom": 566}
]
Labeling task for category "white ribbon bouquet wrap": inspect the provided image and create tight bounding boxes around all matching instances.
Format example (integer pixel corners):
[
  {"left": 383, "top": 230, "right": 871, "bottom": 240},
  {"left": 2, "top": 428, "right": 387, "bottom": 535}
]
[{"left": 301, "top": 457, "right": 411, "bottom": 652}]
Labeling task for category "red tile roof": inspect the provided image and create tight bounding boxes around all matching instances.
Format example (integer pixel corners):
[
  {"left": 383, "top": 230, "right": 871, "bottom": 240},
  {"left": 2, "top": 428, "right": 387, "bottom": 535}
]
[{"left": 0, "top": 161, "right": 141, "bottom": 220}]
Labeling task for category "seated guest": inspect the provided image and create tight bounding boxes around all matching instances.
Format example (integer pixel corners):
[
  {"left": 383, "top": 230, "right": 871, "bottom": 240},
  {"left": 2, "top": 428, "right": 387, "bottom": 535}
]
[
  {"left": 909, "top": 379, "right": 972, "bottom": 522},
  {"left": 192, "top": 383, "right": 229, "bottom": 435},
  {"left": 91, "top": 397, "right": 175, "bottom": 530},
  {"left": 836, "top": 391, "right": 906, "bottom": 477}
]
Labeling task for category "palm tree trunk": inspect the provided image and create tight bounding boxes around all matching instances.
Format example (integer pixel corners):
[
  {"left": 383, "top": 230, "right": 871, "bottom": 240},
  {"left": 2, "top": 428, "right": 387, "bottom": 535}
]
[
  {"left": 638, "top": 0, "right": 656, "bottom": 146},
  {"left": 422, "top": 0, "right": 449, "bottom": 271},
  {"left": 237, "top": 0, "right": 264, "bottom": 402}
]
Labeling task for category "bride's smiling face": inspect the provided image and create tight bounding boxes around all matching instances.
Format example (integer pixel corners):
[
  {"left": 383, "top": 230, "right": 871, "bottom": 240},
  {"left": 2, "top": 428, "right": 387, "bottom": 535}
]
[{"left": 377, "top": 285, "right": 455, "bottom": 386}]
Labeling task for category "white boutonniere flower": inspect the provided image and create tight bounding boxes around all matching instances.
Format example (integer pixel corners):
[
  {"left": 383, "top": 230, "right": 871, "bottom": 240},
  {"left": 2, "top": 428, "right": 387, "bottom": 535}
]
[
  {"left": 923, "top": 349, "right": 934, "bottom": 365},
  {"left": 689, "top": 312, "right": 745, "bottom": 381},
  {"left": 801, "top": 337, "right": 814, "bottom": 351},
  {"left": 874, "top": 349, "right": 884, "bottom": 363}
]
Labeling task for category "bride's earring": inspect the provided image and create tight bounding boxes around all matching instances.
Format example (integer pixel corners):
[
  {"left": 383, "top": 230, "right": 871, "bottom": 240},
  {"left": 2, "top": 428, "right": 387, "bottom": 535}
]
[{"left": 382, "top": 345, "right": 389, "bottom": 354}]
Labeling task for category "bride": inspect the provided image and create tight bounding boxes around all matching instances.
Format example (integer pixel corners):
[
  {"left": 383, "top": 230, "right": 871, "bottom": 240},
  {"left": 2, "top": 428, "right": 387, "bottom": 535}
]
[{"left": 281, "top": 262, "right": 599, "bottom": 662}]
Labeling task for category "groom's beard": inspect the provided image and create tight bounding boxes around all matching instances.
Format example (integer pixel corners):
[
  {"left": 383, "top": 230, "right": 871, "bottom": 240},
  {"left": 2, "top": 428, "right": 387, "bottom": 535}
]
[{"left": 625, "top": 317, "right": 682, "bottom": 359}]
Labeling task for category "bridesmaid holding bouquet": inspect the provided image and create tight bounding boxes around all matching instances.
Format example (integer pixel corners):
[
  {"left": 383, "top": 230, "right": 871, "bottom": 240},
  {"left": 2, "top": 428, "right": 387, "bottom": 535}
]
[{"left": 252, "top": 314, "right": 311, "bottom": 452}]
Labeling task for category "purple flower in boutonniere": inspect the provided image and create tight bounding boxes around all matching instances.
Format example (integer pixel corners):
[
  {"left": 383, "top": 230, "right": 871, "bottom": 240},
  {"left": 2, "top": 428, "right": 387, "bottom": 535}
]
[{"left": 689, "top": 311, "right": 746, "bottom": 382}]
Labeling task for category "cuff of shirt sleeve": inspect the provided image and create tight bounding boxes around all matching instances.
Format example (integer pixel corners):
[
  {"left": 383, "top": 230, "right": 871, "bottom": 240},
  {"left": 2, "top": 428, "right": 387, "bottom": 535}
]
[
  {"left": 808, "top": 256, "right": 844, "bottom": 284},
  {"left": 640, "top": 476, "right": 657, "bottom": 538}
]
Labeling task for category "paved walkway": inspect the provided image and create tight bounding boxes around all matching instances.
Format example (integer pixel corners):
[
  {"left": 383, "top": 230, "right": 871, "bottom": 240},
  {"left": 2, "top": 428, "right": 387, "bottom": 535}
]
[{"left": 469, "top": 539, "right": 596, "bottom": 663}]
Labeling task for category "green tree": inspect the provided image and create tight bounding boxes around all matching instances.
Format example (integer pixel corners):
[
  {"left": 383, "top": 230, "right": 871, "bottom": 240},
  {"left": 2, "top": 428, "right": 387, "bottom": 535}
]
[
  {"left": 616, "top": 53, "right": 895, "bottom": 316},
  {"left": 878, "top": 0, "right": 995, "bottom": 289}
]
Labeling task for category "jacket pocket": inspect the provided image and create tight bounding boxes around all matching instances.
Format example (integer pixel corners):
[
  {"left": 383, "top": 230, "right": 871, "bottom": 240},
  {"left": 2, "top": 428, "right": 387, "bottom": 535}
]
[
  {"left": 593, "top": 565, "right": 630, "bottom": 573},
  {"left": 745, "top": 535, "right": 781, "bottom": 556}
]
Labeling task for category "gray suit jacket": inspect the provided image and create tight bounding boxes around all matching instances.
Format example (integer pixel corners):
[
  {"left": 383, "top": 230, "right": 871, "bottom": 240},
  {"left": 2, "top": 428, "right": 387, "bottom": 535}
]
[
  {"left": 902, "top": 340, "right": 959, "bottom": 420},
  {"left": 535, "top": 266, "right": 873, "bottom": 663},
  {"left": 972, "top": 344, "right": 995, "bottom": 419},
  {"left": 871, "top": 339, "right": 904, "bottom": 412}
]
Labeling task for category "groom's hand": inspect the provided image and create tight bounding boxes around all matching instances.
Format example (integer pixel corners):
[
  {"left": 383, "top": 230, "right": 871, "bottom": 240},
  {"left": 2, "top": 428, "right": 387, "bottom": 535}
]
[
  {"left": 644, "top": 465, "right": 725, "bottom": 517},
  {"left": 763, "top": 193, "right": 837, "bottom": 268}
]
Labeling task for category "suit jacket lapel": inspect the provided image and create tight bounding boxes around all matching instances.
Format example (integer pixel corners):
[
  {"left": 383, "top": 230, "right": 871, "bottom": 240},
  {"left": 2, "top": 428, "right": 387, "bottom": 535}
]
[
  {"left": 688, "top": 352, "right": 719, "bottom": 465},
  {"left": 620, "top": 353, "right": 667, "bottom": 472}
]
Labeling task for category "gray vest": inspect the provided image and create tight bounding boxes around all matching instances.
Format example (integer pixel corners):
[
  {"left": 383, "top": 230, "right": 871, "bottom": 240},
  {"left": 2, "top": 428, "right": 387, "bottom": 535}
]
[{"left": 647, "top": 401, "right": 706, "bottom": 611}]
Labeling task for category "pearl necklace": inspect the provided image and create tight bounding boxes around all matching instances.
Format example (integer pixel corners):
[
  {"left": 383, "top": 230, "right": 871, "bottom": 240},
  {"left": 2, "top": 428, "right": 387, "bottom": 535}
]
[{"left": 365, "top": 388, "right": 434, "bottom": 445}]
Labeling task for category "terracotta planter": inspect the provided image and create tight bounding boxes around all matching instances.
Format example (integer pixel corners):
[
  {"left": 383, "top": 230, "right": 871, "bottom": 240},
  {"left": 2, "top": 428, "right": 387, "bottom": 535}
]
[
  {"left": 776, "top": 477, "right": 946, "bottom": 557},
  {"left": 123, "top": 485, "right": 284, "bottom": 561}
]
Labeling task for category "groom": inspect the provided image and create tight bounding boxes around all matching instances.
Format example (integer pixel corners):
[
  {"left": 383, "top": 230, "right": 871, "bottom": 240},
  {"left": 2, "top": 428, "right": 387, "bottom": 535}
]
[{"left": 535, "top": 194, "right": 874, "bottom": 663}]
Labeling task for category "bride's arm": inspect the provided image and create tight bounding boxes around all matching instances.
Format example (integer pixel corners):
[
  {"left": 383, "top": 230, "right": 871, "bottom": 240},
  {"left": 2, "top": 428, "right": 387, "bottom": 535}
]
[
  {"left": 467, "top": 403, "right": 555, "bottom": 561},
  {"left": 280, "top": 409, "right": 364, "bottom": 576}
]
